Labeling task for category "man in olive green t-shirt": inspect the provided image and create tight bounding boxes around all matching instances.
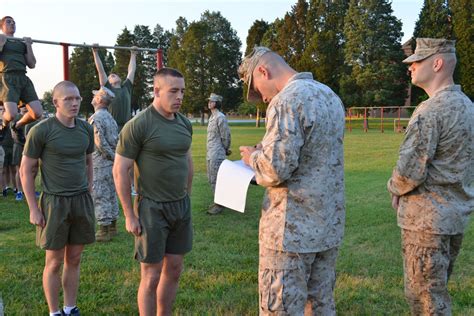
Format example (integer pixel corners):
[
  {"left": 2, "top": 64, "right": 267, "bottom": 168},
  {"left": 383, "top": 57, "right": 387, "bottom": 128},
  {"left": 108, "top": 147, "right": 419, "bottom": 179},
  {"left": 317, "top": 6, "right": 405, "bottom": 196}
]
[
  {"left": 0, "top": 16, "right": 43, "bottom": 143},
  {"left": 20, "top": 81, "right": 94, "bottom": 316},
  {"left": 92, "top": 45, "right": 137, "bottom": 131},
  {"left": 113, "top": 68, "right": 193, "bottom": 315}
]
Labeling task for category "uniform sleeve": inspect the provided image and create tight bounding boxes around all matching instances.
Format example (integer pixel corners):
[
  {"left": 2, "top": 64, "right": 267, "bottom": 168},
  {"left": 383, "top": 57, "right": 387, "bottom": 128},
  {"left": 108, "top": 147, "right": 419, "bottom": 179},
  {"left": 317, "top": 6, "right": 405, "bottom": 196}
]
[
  {"left": 92, "top": 116, "right": 115, "bottom": 161},
  {"left": 116, "top": 117, "right": 143, "bottom": 159},
  {"left": 23, "top": 124, "right": 45, "bottom": 159},
  {"left": 86, "top": 123, "right": 95, "bottom": 155},
  {"left": 249, "top": 100, "right": 304, "bottom": 187},
  {"left": 123, "top": 79, "right": 133, "bottom": 93},
  {"left": 217, "top": 115, "right": 231, "bottom": 151},
  {"left": 387, "top": 112, "right": 439, "bottom": 196}
]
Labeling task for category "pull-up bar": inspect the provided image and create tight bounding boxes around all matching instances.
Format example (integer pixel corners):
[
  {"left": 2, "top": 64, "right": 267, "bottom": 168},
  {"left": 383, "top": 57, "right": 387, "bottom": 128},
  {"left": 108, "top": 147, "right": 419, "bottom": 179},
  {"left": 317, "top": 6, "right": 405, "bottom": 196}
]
[{"left": 6, "top": 36, "right": 164, "bottom": 80}]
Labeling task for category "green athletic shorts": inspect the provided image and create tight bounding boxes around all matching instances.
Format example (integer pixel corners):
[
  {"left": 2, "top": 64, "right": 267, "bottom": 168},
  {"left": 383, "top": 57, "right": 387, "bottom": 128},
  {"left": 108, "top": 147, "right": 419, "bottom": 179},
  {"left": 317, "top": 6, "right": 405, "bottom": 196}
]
[
  {"left": 2, "top": 146, "right": 13, "bottom": 167},
  {"left": 0, "top": 72, "right": 39, "bottom": 104},
  {"left": 134, "top": 195, "right": 193, "bottom": 263},
  {"left": 36, "top": 191, "right": 95, "bottom": 250},
  {"left": 11, "top": 143, "right": 23, "bottom": 166}
]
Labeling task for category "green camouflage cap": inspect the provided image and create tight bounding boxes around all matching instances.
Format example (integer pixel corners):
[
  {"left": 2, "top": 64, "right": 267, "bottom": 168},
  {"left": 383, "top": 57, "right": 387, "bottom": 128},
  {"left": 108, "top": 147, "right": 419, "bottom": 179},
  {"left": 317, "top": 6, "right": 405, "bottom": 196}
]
[
  {"left": 238, "top": 46, "right": 272, "bottom": 102},
  {"left": 208, "top": 93, "right": 223, "bottom": 102},
  {"left": 403, "top": 38, "right": 456, "bottom": 64},
  {"left": 92, "top": 86, "right": 115, "bottom": 101}
]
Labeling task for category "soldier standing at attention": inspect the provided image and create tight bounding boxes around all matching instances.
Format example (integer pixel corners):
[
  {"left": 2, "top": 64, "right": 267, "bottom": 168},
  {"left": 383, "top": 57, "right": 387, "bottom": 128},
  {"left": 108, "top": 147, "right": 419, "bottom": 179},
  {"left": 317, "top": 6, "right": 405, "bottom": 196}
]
[
  {"left": 89, "top": 86, "right": 119, "bottom": 242},
  {"left": 206, "top": 92, "right": 231, "bottom": 215},
  {"left": 239, "top": 47, "right": 345, "bottom": 315},
  {"left": 20, "top": 81, "right": 95, "bottom": 316},
  {"left": 388, "top": 38, "right": 474, "bottom": 315}
]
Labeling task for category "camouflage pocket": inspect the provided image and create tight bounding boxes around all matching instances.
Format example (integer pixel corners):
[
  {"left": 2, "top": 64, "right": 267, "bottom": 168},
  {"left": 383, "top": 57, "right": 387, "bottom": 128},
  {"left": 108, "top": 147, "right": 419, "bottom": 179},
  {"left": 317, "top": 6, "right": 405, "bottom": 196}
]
[{"left": 259, "top": 254, "right": 299, "bottom": 313}]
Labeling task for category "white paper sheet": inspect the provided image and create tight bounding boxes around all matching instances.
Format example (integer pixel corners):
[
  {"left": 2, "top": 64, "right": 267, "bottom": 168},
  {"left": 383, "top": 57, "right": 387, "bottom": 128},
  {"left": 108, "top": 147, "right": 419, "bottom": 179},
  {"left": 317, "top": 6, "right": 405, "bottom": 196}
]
[{"left": 214, "top": 159, "right": 256, "bottom": 213}]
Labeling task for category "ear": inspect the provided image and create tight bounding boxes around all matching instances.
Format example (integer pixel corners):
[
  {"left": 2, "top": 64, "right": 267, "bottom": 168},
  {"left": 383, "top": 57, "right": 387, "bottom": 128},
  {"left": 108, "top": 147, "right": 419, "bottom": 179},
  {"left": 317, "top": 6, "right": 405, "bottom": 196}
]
[
  {"left": 257, "top": 65, "right": 270, "bottom": 80},
  {"left": 433, "top": 57, "right": 444, "bottom": 72},
  {"left": 154, "top": 86, "right": 160, "bottom": 98}
]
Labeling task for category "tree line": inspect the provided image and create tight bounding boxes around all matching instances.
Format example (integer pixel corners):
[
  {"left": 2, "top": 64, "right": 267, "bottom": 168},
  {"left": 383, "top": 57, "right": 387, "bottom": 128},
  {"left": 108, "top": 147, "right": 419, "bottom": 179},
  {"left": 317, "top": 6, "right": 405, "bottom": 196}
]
[{"left": 42, "top": 0, "right": 472, "bottom": 116}]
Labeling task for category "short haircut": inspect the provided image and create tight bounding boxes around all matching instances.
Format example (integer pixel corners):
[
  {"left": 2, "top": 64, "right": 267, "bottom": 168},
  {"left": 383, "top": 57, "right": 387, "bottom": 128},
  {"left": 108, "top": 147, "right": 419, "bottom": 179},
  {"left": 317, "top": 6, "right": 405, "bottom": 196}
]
[
  {"left": 1, "top": 16, "right": 13, "bottom": 27},
  {"left": 52, "top": 81, "right": 79, "bottom": 98},
  {"left": 153, "top": 67, "right": 184, "bottom": 86}
]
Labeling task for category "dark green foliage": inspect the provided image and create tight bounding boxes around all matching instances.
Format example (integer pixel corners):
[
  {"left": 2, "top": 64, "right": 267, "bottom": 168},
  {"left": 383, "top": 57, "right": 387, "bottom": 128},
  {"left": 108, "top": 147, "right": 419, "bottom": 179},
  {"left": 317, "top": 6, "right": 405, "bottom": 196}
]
[
  {"left": 451, "top": 0, "right": 473, "bottom": 99},
  {"left": 112, "top": 27, "right": 134, "bottom": 80},
  {"left": 168, "top": 11, "right": 242, "bottom": 116},
  {"left": 245, "top": 20, "right": 270, "bottom": 55},
  {"left": 69, "top": 46, "right": 97, "bottom": 116},
  {"left": 341, "top": 0, "right": 408, "bottom": 107}
]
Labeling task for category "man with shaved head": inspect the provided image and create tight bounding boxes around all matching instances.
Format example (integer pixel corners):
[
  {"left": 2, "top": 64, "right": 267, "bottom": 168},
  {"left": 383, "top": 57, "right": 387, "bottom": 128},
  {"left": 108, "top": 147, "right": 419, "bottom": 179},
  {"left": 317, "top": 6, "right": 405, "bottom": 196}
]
[
  {"left": 388, "top": 38, "right": 474, "bottom": 315},
  {"left": 239, "top": 47, "right": 345, "bottom": 315},
  {"left": 113, "top": 68, "right": 193, "bottom": 315},
  {"left": 20, "top": 81, "right": 94, "bottom": 316}
]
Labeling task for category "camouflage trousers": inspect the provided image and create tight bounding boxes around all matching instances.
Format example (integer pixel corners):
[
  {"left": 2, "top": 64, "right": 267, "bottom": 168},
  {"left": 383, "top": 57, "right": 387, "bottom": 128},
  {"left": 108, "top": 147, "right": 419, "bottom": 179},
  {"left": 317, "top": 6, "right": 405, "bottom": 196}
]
[
  {"left": 259, "top": 246, "right": 338, "bottom": 315},
  {"left": 402, "top": 229, "right": 464, "bottom": 316},
  {"left": 92, "top": 164, "right": 119, "bottom": 226},
  {"left": 206, "top": 158, "right": 224, "bottom": 193}
]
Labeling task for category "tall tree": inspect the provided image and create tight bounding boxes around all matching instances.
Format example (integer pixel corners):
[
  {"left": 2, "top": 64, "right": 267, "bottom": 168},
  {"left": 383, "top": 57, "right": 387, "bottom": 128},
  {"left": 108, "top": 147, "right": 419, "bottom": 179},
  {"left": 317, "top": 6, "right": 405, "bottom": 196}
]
[
  {"left": 245, "top": 20, "right": 270, "bottom": 55},
  {"left": 69, "top": 46, "right": 97, "bottom": 115},
  {"left": 168, "top": 11, "right": 242, "bottom": 118},
  {"left": 41, "top": 90, "right": 55, "bottom": 114},
  {"left": 152, "top": 24, "right": 173, "bottom": 67},
  {"left": 133, "top": 25, "right": 155, "bottom": 110},
  {"left": 411, "top": 0, "right": 453, "bottom": 105},
  {"left": 340, "top": 0, "right": 407, "bottom": 107},
  {"left": 451, "top": 0, "right": 473, "bottom": 99},
  {"left": 301, "top": 0, "right": 349, "bottom": 94},
  {"left": 112, "top": 28, "right": 135, "bottom": 79}
]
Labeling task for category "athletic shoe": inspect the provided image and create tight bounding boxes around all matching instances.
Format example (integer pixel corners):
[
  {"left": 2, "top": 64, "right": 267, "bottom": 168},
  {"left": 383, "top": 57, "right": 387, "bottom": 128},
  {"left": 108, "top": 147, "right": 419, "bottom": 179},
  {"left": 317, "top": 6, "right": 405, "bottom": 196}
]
[
  {"left": 63, "top": 306, "right": 80, "bottom": 315},
  {"left": 15, "top": 191, "right": 23, "bottom": 201},
  {"left": 2, "top": 188, "right": 7, "bottom": 197}
]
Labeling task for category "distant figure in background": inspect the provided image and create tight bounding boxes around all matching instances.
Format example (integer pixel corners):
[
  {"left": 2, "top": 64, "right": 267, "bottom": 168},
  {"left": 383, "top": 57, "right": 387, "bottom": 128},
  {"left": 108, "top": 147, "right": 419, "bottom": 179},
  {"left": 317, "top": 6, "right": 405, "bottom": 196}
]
[
  {"left": 92, "top": 45, "right": 137, "bottom": 131},
  {"left": 388, "top": 38, "right": 474, "bottom": 315},
  {"left": 0, "top": 16, "right": 43, "bottom": 142},
  {"left": 88, "top": 86, "right": 119, "bottom": 242},
  {"left": 20, "top": 81, "right": 95, "bottom": 316},
  {"left": 1, "top": 102, "right": 17, "bottom": 197},
  {"left": 206, "top": 93, "right": 231, "bottom": 215}
]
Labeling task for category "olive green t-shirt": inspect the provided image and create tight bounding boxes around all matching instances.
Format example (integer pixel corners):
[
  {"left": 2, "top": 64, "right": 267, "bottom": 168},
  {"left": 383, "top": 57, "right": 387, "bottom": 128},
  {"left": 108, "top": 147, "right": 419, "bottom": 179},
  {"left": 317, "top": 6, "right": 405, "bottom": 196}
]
[
  {"left": 0, "top": 40, "right": 27, "bottom": 73},
  {"left": 24, "top": 117, "right": 95, "bottom": 196},
  {"left": 116, "top": 105, "right": 192, "bottom": 202},
  {"left": 105, "top": 79, "right": 132, "bottom": 127}
]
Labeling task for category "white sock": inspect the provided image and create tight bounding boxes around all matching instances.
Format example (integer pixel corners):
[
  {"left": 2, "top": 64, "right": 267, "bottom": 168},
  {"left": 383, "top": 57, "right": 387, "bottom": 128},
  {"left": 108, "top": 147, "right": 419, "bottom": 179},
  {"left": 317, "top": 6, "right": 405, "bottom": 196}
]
[
  {"left": 63, "top": 305, "right": 76, "bottom": 314},
  {"left": 50, "top": 311, "right": 61, "bottom": 316}
]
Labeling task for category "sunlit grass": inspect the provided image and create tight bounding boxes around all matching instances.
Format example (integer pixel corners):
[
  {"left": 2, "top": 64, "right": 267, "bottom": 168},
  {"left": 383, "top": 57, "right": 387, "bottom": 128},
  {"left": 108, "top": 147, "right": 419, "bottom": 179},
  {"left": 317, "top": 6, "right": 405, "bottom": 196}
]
[{"left": 0, "top": 126, "right": 472, "bottom": 314}]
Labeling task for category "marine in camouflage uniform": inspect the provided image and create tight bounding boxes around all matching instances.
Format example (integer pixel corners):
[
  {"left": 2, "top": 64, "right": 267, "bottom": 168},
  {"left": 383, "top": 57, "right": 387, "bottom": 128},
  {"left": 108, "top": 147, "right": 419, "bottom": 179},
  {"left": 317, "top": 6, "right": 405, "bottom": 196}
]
[
  {"left": 89, "top": 86, "right": 119, "bottom": 242},
  {"left": 388, "top": 38, "right": 474, "bottom": 315},
  {"left": 239, "top": 47, "right": 345, "bottom": 315},
  {"left": 206, "top": 93, "right": 231, "bottom": 215}
]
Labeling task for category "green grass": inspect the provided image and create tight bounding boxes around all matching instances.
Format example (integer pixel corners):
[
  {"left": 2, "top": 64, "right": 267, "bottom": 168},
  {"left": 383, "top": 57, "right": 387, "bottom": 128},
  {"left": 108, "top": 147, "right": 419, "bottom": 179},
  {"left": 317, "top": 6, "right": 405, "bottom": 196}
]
[{"left": 0, "top": 127, "right": 472, "bottom": 315}]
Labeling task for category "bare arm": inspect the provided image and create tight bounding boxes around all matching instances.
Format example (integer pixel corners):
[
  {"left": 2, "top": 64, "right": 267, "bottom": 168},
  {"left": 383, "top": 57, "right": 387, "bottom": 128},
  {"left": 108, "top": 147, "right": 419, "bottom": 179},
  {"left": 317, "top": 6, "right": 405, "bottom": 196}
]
[
  {"left": 23, "top": 37, "right": 36, "bottom": 68},
  {"left": 86, "top": 154, "right": 93, "bottom": 193},
  {"left": 186, "top": 150, "right": 194, "bottom": 196},
  {"left": 113, "top": 154, "right": 141, "bottom": 236},
  {"left": 20, "top": 155, "right": 44, "bottom": 227},
  {"left": 92, "top": 46, "right": 107, "bottom": 86},
  {"left": 126, "top": 48, "right": 138, "bottom": 84}
]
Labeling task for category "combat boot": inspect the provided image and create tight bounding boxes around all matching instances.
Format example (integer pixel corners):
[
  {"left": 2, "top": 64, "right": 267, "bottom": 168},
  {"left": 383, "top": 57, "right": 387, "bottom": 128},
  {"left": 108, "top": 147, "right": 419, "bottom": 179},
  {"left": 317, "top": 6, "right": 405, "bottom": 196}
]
[
  {"left": 95, "top": 225, "right": 111, "bottom": 242},
  {"left": 207, "top": 204, "right": 224, "bottom": 215},
  {"left": 109, "top": 220, "right": 117, "bottom": 237}
]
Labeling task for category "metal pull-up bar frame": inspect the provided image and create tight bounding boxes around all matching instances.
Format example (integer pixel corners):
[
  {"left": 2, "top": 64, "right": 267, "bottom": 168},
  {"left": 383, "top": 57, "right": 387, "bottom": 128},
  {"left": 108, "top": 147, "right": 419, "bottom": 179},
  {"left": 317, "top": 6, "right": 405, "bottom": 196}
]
[{"left": 6, "top": 36, "right": 164, "bottom": 80}]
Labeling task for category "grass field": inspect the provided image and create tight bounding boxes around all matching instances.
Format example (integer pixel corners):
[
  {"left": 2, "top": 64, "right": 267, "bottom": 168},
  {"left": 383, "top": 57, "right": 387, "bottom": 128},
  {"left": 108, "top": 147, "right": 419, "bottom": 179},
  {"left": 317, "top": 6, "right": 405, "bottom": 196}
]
[{"left": 0, "top": 126, "right": 472, "bottom": 315}]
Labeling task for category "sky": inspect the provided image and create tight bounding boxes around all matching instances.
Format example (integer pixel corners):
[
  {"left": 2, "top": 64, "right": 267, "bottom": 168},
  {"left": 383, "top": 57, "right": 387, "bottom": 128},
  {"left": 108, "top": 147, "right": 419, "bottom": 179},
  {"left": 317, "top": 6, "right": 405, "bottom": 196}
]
[{"left": 2, "top": 0, "right": 423, "bottom": 97}]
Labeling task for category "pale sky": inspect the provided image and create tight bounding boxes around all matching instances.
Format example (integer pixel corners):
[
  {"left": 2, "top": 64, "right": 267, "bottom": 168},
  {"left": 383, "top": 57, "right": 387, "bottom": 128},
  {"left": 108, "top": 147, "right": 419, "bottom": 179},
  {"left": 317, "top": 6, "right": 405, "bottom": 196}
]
[{"left": 2, "top": 0, "right": 423, "bottom": 97}]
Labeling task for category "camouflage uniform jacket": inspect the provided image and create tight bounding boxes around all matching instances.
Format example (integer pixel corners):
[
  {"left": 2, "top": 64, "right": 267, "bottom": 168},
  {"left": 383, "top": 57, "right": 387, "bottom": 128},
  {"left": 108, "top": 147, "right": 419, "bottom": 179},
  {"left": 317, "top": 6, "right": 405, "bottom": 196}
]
[
  {"left": 249, "top": 72, "right": 346, "bottom": 253},
  {"left": 388, "top": 85, "right": 474, "bottom": 235},
  {"left": 88, "top": 108, "right": 118, "bottom": 168},
  {"left": 206, "top": 110, "right": 231, "bottom": 161}
]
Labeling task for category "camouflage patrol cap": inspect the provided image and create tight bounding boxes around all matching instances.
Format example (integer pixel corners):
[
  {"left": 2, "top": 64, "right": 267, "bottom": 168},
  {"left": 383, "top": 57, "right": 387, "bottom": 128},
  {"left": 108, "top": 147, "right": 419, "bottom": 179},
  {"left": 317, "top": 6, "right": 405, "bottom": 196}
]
[
  {"left": 238, "top": 46, "right": 272, "bottom": 102},
  {"left": 403, "top": 38, "right": 456, "bottom": 64},
  {"left": 208, "top": 93, "right": 223, "bottom": 102},
  {"left": 92, "top": 86, "right": 115, "bottom": 101}
]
